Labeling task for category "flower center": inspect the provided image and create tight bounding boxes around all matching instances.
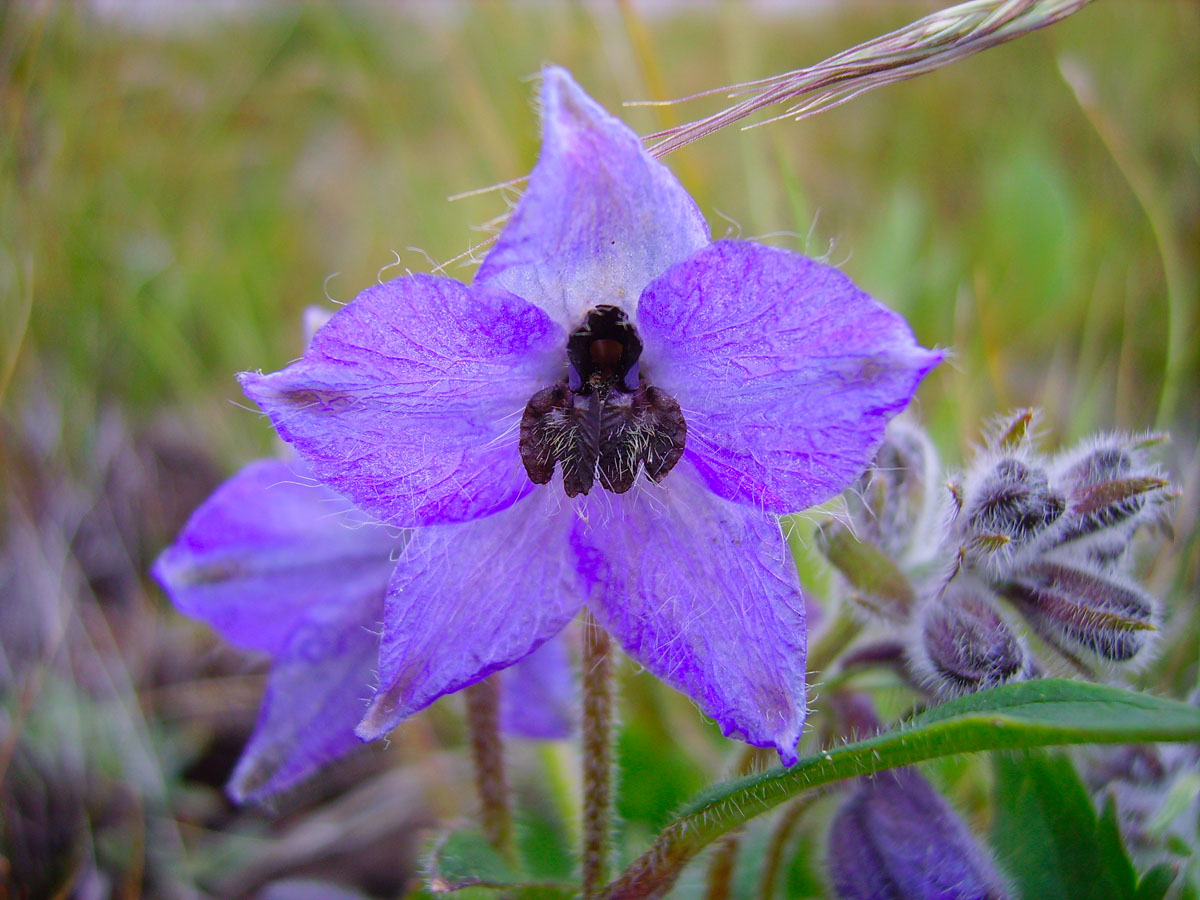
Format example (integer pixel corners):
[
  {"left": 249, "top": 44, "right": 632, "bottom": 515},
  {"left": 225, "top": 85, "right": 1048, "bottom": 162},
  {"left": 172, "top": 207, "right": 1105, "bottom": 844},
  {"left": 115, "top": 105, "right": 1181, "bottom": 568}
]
[{"left": 519, "top": 305, "right": 687, "bottom": 497}]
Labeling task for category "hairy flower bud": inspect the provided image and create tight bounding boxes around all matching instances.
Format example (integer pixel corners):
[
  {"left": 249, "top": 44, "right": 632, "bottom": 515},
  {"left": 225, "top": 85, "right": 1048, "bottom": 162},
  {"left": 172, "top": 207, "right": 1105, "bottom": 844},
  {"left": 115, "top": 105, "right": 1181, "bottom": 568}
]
[
  {"left": 817, "top": 521, "right": 917, "bottom": 622},
  {"left": 1003, "top": 559, "right": 1157, "bottom": 663},
  {"left": 846, "top": 419, "right": 941, "bottom": 562},
  {"left": 826, "top": 691, "right": 884, "bottom": 744},
  {"left": 908, "top": 579, "right": 1030, "bottom": 699},
  {"left": 985, "top": 407, "right": 1039, "bottom": 452},
  {"left": 954, "top": 453, "right": 1065, "bottom": 576},
  {"left": 1081, "top": 742, "right": 1199, "bottom": 855},
  {"left": 827, "top": 768, "right": 1009, "bottom": 900},
  {"left": 1049, "top": 435, "right": 1171, "bottom": 567}
]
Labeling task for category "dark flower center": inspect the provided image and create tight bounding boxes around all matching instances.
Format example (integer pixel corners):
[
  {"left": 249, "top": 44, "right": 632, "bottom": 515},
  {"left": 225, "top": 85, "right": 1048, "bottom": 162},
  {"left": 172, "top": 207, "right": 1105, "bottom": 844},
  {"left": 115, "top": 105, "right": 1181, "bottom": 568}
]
[{"left": 519, "top": 305, "right": 687, "bottom": 497}]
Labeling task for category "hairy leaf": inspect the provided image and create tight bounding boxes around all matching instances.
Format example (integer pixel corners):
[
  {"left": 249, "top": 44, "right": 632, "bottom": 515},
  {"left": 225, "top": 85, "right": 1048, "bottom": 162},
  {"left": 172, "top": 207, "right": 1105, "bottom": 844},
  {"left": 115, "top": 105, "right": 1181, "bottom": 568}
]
[{"left": 603, "top": 680, "right": 1200, "bottom": 900}]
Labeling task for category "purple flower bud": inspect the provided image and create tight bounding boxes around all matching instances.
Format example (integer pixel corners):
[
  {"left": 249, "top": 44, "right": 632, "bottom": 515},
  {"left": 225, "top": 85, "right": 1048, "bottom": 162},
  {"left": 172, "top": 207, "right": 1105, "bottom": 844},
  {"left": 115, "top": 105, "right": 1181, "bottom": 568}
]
[
  {"left": 825, "top": 691, "right": 884, "bottom": 745},
  {"left": 1003, "top": 558, "right": 1157, "bottom": 663},
  {"left": 847, "top": 419, "right": 941, "bottom": 562},
  {"left": 1081, "top": 744, "right": 1190, "bottom": 854},
  {"left": 955, "top": 453, "right": 1065, "bottom": 575},
  {"left": 827, "top": 767, "right": 1009, "bottom": 900},
  {"left": 909, "top": 579, "right": 1030, "bottom": 699},
  {"left": 1050, "top": 436, "right": 1171, "bottom": 565},
  {"left": 1084, "top": 744, "right": 1168, "bottom": 794}
]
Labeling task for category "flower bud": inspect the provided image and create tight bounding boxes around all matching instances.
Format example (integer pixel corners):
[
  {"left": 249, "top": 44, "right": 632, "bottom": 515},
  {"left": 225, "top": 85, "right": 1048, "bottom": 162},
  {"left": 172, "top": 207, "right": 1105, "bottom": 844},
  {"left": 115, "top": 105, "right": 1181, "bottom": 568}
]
[
  {"left": 1084, "top": 744, "right": 1168, "bottom": 794},
  {"left": 817, "top": 521, "right": 917, "bottom": 622},
  {"left": 955, "top": 454, "right": 1065, "bottom": 575},
  {"left": 825, "top": 691, "right": 883, "bottom": 745},
  {"left": 1003, "top": 559, "right": 1157, "bottom": 663},
  {"left": 846, "top": 419, "right": 940, "bottom": 561},
  {"left": 827, "top": 767, "right": 1009, "bottom": 900},
  {"left": 984, "top": 407, "right": 1039, "bottom": 452},
  {"left": 1050, "top": 436, "right": 1171, "bottom": 565},
  {"left": 1081, "top": 743, "right": 1195, "bottom": 855},
  {"left": 908, "top": 579, "right": 1030, "bottom": 699}
]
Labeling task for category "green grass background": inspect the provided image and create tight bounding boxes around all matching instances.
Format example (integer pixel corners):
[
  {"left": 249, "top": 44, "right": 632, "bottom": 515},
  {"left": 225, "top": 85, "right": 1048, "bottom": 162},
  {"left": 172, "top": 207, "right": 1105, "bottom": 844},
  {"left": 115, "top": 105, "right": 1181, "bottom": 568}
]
[{"left": 1, "top": 1, "right": 1196, "bottom": 897}]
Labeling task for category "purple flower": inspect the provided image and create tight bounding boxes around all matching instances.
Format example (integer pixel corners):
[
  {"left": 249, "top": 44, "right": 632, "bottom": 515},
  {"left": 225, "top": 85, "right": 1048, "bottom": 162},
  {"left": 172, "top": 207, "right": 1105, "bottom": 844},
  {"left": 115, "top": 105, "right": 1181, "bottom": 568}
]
[
  {"left": 153, "top": 458, "right": 573, "bottom": 801},
  {"left": 827, "top": 767, "right": 1009, "bottom": 900},
  {"left": 238, "top": 67, "right": 940, "bottom": 763}
]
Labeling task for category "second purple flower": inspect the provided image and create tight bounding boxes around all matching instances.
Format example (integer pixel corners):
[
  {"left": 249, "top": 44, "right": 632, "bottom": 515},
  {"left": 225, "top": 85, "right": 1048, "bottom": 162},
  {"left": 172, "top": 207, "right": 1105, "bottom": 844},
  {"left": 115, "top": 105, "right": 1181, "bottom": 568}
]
[{"left": 240, "top": 67, "right": 940, "bottom": 763}]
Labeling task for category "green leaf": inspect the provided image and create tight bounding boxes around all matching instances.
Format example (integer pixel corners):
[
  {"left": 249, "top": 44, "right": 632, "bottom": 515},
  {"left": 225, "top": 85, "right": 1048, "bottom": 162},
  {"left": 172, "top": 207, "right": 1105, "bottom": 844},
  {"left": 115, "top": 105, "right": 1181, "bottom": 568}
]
[
  {"left": 602, "top": 680, "right": 1200, "bottom": 900},
  {"left": 429, "top": 830, "right": 518, "bottom": 892},
  {"left": 427, "top": 830, "right": 572, "bottom": 898},
  {"left": 990, "top": 751, "right": 1137, "bottom": 900},
  {"left": 515, "top": 804, "right": 576, "bottom": 883},
  {"left": 1134, "top": 864, "right": 1177, "bottom": 900},
  {"left": 1098, "top": 797, "right": 1142, "bottom": 897}
]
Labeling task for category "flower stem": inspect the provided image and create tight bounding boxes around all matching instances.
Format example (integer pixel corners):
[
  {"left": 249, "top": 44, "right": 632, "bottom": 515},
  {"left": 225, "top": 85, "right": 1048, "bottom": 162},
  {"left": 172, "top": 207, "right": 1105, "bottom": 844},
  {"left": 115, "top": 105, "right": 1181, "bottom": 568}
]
[
  {"left": 703, "top": 835, "right": 740, "bottom": 900},
  {"left": 582, "top": 610, "right": 615, "bottom": 899},
  {"left": 464, "top": 677, "right": 515, "bottom": 862},
  {"left": 539, "top": 741, "right": 583, "bottom": 847},
  {"left": 758, "top": 796, "right": 813, "bottom": 900},
  {"left": 807, "top": 607, "right": 863, "bottom": 680}
]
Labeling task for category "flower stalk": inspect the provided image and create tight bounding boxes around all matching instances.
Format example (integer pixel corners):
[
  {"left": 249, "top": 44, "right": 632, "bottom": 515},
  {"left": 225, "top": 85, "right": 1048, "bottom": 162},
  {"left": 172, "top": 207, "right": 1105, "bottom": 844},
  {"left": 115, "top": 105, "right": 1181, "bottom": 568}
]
[
  {"left": 582, "top": 611, "right": 616, "bottom": 899},
  {"left": 759, "top": 796, "right": 814, "bottom": 900},
  {"left": 703, "top": 835, "right": 740, "bottom": 900},
  {"left": 636, "top": 0, "right": 1094, "bottom": 157},
  {"left": 806, "top": 607, "right": 864, "bottom": 680},
  {"left": 463, "top": 677, "right": 516, "bottom": 863}
]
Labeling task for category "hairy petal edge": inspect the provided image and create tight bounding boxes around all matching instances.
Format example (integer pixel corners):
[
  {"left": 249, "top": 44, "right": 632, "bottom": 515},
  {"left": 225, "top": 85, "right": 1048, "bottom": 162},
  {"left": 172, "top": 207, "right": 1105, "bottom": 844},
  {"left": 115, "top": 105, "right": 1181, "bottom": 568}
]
[{"left": 571, "top": 464, "right": 807, "bottom": 763}]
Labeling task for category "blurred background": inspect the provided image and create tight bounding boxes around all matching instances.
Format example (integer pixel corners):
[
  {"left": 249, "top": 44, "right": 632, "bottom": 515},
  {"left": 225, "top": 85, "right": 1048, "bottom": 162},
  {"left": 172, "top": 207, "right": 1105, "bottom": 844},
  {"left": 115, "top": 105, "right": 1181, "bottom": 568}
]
[{"left": 1, "top": 1, "right": 1196, "bottom": 898}]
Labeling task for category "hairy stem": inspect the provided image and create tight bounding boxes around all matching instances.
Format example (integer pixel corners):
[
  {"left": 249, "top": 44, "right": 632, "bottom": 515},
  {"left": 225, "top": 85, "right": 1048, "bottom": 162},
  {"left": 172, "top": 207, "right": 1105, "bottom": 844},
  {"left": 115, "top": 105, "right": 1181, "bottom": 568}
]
[
  {"left": 582, "top": 611, "right": 616, "bottom": 899},
  {"left": 464, "top": 677, "right": 515, "bottom": 862},
  {"left": 601, "top": 680, "right": 1200, "bottom": 899},
  {"left": 807, "top": 606, "right": 864, "bottom": 682}
]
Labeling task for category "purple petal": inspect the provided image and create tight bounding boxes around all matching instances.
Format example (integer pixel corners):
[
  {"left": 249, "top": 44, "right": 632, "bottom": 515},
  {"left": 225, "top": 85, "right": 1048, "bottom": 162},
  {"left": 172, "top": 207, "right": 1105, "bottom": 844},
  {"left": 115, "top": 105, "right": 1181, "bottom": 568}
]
[
  {"left": 638, "top": 241, "right": 942, "bottom": 513},
  {"left": 571, "top": 465, "right": 806, "bottom": 763},
  {"left": 476, "top": 67, "right": 709, "bottom": 329},
  {"left": 828, "top": 768, "right": 1009, "bottom": 900},
  {"left": 500, "top": 636, "right": 574, "bottom": 740},
  {"left": 357, "top": 487, "right": 581, "bottom": 739},
  {"left": 152, "top": 459, "right": 401, "bottom": 655},
  {"left": 240, "top": 276, "right": 565, "bottom": 527},
  {"left": 229, "top": 589, "right": 381, "bottom": 802}
]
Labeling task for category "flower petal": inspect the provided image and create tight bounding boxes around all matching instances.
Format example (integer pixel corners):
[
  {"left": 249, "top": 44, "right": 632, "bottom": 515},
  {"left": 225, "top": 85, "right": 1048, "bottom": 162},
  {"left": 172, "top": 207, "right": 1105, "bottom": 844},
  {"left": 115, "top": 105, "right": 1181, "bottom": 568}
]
[
  {"left": 152, "top": 459, "right": 400, "bottom": 655},
  {"left": 571, "top": 465, "right": 806, "bottom": 763},
  {"left": 229, "top": 589, "right": 380, "bottom": 802},
  {"left": 357, "top": 487, "right": 581, "bottom": 739},
  {"left": 476, "top": 67, "right": 710, "bottom": 329},
  {"left": 638, "top": 241, "right": 942, "bottom": 513},
  {"left": 240, "top": 276, "right": 565, "bottom": 526},
  {"left": 500, "top": 636, "right": 574, "bottom": 740}
]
